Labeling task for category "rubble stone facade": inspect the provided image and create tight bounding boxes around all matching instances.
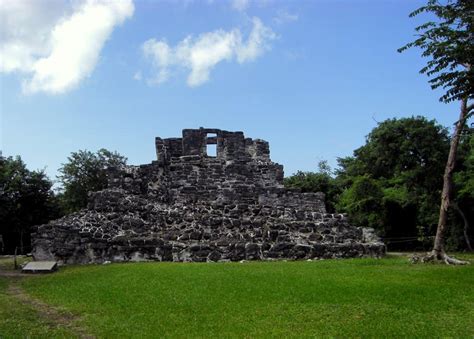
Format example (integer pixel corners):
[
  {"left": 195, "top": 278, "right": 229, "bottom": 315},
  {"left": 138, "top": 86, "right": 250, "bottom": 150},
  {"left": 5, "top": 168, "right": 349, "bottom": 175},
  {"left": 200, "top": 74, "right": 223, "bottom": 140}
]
[{"left": 32, "top": 128, "right": 385, "bottom": 264}]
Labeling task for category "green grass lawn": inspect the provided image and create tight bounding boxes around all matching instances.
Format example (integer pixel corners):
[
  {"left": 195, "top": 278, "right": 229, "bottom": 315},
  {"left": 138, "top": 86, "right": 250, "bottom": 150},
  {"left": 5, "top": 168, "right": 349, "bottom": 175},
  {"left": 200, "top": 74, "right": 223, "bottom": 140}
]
[
  {"left": 0, "top": 277, "right": 75, "bottom": 338},
  {"left": 2, "top": 254, "right": 473, "bottom": 338},
  {"left": 0, "top": 256, "right": 31, "bottom": 270}
]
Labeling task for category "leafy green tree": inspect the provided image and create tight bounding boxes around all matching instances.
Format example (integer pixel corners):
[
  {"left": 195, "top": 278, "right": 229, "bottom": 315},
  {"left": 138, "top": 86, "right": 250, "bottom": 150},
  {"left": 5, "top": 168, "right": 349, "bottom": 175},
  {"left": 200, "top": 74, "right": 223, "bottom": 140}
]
[
  {"left": 455, "top": 130, "right": 474, "bottom": 202},
  {"left": 0, "top": 155, "right": 59, "bottom": 254},
  {"left": 336, "top": 117, "right": 450, "bottom": 249},
  {"left": 337, "top": 175, "right": 384, "bottom": 230},
  {"left": 58, "top": 149, "right": 127, "bottom": 213},
  {"left": 452, "top": 130, "right": 474, "bottom": 251},
  {"left": 284, "top": 161, "right": 341, "bottom": 212},
  {"left": 338, "top": 117, "right": 449, "bottom": 185},
  {"left": 399, "top": 0, "right": 473, "bottom": 263}
]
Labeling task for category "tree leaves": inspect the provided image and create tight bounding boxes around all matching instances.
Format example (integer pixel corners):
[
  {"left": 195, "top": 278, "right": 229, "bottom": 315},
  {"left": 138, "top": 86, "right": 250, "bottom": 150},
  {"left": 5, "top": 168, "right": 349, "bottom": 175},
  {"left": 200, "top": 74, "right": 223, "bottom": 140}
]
[
  {"left": 398, "top": 0, "right": 473, "bottom": 103},
  {"left": 0, "top": 155, "right": 58, "bottom": 252},
  {"left": 57, "top": 149, "right": 127, "bottom": 213}
]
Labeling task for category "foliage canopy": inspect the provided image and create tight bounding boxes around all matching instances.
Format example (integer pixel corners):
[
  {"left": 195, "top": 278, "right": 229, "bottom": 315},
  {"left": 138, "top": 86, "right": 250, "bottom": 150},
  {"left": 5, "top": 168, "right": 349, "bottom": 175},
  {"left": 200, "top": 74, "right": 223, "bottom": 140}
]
[
  {"left": 398, "top": 0, "right": 473, "bottom": 104},
  {"left": 0, "top": 156, "right": 58, "bottom": 253},
  {"left": 58, "top": 149, "right": 127, "bottom": 213}
]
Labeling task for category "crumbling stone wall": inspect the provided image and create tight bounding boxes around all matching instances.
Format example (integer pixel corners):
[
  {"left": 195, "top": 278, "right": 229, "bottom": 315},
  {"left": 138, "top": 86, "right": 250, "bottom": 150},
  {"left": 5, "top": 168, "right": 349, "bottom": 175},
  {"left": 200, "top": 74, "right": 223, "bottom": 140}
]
[{"left": 32, "top": 128, "right": 385, "bottom": 264}]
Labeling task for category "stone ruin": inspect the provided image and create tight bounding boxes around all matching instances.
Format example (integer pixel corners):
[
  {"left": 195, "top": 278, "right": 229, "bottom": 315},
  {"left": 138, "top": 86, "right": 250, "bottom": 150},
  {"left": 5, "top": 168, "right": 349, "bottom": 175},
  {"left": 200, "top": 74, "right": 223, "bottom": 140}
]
[{"left": 32, "top": 128, "right": 385, "bottom": 264}]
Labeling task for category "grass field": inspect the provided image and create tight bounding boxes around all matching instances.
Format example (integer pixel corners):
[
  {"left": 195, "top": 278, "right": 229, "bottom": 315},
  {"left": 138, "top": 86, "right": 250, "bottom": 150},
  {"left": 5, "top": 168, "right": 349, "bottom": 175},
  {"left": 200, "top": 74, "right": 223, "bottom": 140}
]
[
  {"left": 0, "top": 256, "right": 31, "bottom": 270},
  {"left": 0, "top": 276, "right": 76, "bottom": 338},
  {"left": 1, "top": 254, "right": 473, "bottom": 338}
]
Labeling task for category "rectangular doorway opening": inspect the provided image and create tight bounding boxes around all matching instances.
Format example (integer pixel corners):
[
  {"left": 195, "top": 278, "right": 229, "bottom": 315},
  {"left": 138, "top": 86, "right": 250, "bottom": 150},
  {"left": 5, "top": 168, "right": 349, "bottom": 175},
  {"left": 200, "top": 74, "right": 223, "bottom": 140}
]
[{"left": 206, "top": 133, "right": 217, "bottom": 157}]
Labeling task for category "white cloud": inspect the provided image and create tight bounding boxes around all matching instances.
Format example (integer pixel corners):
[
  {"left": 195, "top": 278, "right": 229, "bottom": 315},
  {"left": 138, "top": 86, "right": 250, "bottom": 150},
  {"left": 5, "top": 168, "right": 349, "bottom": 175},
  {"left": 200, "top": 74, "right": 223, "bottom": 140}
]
[
  {"left": 142, "top": 17, "right": 276, "bottom": 87},
  {"left": 273, "top": 9, "right": 298, "bottom": 24},
  {"left": 0, "top": 0, "right": 134, "bottom": 94},
  {"left": 236, "top": 17, "right": 275, "bottom": 63},
  {"left": 142, "top": 39, "right": 172, "bottom": 85},
  {"left": 0, "top": 0, "right": 66, "bottom": 73},
  {"left": 232, "top": 0, "right": 249, "bottom": 12}
]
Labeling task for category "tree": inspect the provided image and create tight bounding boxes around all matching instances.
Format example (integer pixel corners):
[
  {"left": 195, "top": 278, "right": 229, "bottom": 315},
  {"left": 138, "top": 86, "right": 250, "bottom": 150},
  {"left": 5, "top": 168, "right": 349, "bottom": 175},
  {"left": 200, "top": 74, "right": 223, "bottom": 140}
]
[
  {"left": 0, "top": 155, "right": 59, "bottom": 254},
  {"left": 452, "top": 129, "right": 474, "bottom": 251},
  {"left": 399, "top": 0, "right": 473, "bottom": 264},
  {"left": 336, "top": 117, "right": 450, "bottom": 249},
  {"left": 337, "top": 175, "right": 384, "bottom": 231},
  {"left": 57, "top": 149, "right": 127, "bottom": 213},
  {"left": 284, "top": 161, "right": 341, "bottom": 212},
  {"left": 339, "top": 117, "right": 449, "bottom": 184}
]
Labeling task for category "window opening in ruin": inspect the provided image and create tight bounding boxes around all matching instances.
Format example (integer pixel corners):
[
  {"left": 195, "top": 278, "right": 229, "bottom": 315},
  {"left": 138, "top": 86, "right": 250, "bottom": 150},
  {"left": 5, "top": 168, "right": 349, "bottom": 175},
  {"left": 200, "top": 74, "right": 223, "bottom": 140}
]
[
  {"left": 206, "top": 133, "right": 217, "bottom": 157},
  {"left": 207, "top": 144, "right": 217, "bottom": 157}
]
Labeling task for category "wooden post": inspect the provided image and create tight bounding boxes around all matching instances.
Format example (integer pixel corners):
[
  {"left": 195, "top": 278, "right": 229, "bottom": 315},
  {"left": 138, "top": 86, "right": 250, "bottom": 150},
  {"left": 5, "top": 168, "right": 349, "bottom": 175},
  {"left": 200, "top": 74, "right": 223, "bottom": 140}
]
[{"left": 14, "top": 247, "right": 18, "bottom": 270}]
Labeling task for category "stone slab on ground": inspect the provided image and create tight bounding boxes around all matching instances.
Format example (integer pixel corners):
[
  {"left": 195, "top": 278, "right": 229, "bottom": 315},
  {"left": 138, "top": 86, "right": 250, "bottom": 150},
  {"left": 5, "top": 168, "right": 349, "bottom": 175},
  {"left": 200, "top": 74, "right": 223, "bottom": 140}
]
[{"left": 22, "top": 261, "right": 58, "bottom": 274}]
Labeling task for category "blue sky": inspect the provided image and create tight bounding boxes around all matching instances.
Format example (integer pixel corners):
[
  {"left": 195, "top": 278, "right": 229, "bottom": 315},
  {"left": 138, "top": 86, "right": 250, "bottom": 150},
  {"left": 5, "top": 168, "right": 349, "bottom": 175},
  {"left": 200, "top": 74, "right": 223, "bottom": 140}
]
[{"left": 0, "top": 0, "right": 463, "bottom": 182}]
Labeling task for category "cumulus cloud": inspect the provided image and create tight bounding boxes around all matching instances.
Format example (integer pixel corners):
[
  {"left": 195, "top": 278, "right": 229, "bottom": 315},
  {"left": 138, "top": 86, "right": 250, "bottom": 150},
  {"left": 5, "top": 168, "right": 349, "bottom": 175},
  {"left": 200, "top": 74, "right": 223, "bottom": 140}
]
[
  {"left": 0, "top": 0, "right": 134, "bottom": 94},
  {"left": 142, "top": 17, "right": 276, "bottom": 87},
  {"left": 0, "top": 0, "right": 65, "bottom": 73}
]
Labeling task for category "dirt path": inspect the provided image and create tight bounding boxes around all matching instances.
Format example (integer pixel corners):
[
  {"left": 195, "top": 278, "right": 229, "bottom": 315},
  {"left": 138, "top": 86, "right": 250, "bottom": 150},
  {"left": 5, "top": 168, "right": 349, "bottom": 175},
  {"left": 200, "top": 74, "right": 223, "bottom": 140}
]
[
  {"left": 0, "top": 270, "right": 25, "bottom": 278},
  {"left": 1, "top": 271, "right": 95, "bottom": 338}
]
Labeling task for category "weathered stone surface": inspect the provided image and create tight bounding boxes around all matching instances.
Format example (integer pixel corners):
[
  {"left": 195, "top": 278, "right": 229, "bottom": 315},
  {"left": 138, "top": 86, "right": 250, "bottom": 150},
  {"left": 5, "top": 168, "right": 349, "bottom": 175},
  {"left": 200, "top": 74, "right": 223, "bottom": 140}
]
[
  {"left": 32, "top": 128, "right": 385, "bottom": 264},
  {"left": 22, "top": 261, "right": 58, "bottom": 273}
]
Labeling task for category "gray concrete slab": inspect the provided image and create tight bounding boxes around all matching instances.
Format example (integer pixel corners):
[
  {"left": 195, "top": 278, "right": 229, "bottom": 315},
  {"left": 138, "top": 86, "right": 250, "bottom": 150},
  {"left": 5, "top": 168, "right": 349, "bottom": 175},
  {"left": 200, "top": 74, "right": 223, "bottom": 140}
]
[{"left": 22, "top": 261, "right": 58, "bottom": 273}]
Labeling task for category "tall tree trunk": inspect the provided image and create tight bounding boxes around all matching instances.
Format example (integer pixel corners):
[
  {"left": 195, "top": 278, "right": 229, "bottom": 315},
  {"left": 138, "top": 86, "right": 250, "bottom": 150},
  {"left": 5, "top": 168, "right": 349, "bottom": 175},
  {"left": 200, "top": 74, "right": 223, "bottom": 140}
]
[{"left": 432, "top": 98, "right": 469, "bottom": 261}]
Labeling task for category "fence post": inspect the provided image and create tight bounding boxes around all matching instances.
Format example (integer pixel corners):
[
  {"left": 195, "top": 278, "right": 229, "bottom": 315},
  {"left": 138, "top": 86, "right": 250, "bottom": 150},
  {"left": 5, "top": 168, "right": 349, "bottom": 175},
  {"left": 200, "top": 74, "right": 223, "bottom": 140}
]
[{"left": 14, "top": 247, "right": 18, "bottom": 270}]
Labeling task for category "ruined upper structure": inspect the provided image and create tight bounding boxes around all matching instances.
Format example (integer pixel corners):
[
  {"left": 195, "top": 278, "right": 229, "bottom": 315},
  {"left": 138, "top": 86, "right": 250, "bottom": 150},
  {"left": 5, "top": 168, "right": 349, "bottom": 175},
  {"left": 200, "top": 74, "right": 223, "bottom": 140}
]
[
  {"left": 155, "top": 128, "right": 272, "bottom": 163},
  {"left": 32, "top": 128, "right": 385, "bottom": 264}
]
